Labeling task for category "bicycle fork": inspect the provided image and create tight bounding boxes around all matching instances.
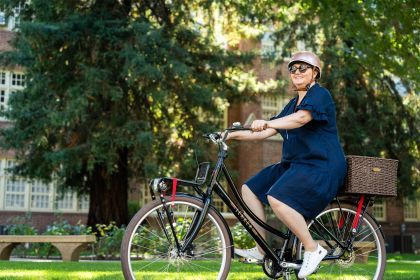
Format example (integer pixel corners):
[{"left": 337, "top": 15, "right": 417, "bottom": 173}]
[{"left": 156, "top": 193, "right": 213, "bottom": 255}]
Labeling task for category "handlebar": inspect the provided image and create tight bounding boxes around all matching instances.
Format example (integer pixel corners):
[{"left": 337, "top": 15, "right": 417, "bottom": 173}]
[{"left": 203, "top": 122, "right": 252, "bottom": 146}]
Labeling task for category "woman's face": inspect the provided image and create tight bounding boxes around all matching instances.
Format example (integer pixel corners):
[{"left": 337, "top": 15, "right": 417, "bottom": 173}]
[{"left": 289, "top": 63, "right": 316, "bottom": 89}]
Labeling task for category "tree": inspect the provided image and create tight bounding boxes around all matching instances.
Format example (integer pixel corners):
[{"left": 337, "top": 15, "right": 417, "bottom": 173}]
[
  {"left": 269, "top": 0, "right": 419, "bottom": 195},
  {"left": 0, "top": 0, "right": 265, "bottom": 227}
]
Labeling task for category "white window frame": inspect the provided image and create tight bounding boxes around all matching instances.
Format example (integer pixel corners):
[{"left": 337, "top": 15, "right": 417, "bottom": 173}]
[
  {"left": 0, "top": 72, "right": 6, "bottom": 85},
  {"left": 11, "top": 72, "right": 25, "bottom": 88},
  {"left": 77, "top": 195, "right": 89, "bottom": 212},
  {"left": 0, "top": 88, "right": 10, "bottom": 112},
  {"left": 404, "top": 199, "right": 420, "bottom": 222},
  {"left": 12, "top": 5, "right": 21, "bottom": 29},
  {"left": 4, "top": 177, "right": 28, "bottom": 210},
  {"left": 261, "top": 94, "right": 290, "bottom": 141},
  {"left": 0, "top": 159, "right": 89, "bottom": 213},
  {"left": 372, "top": 200, "right": 386, "bottom": 222},
  {"left": 54, "top": 191, "right": 77, "bottom": 212},
  {"left": 30, "top": 181, "right": 53, "bottom": 211},
  {"left": 0, "top": 11, "right": 6, "bottom": 26}
]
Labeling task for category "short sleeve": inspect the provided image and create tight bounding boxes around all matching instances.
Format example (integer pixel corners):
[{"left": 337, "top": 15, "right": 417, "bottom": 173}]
[{"left": 296, "top": 87, "right": 333, "bottom": 123}]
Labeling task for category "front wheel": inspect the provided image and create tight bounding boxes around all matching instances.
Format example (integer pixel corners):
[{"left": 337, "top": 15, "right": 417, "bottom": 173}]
[
  {"left": 296, "top": 203, "right": 386, "bottom": 279},
  {"left": 120, "top": 196, "right": 232, "bottom": 280}
]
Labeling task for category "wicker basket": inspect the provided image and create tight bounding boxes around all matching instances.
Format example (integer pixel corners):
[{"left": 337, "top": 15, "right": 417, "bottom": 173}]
[{"left": 341, "top": 155, "right": 398, "bottom": 197}]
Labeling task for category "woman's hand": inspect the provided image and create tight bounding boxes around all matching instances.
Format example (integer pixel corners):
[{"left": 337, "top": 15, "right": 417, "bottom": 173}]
[{"left": 251, "top": 120, "right": 268, "bottom": 132}]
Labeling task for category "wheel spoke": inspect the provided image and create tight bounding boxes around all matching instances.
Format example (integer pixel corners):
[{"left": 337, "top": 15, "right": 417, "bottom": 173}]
[
  {"left": 121, "top": 198, "right": 231, "bottom": 279},
  {"left": 297, "top": 206, "right": 385, "bottom": 280}
]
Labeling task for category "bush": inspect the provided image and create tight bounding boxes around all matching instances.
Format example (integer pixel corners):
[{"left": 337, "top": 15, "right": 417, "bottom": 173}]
[
  {"left": 36, "top": 219, "right": 94, "bottom": 258},
  {"left": 4, "top": 215, "right": 129, "bottom": 260},
  {"left": 231, "top": 222, "right": 256, "bottom": 249},
  {"left": 93, "top": 222, "right": 125, "bottom": 259},
  {"left": 128, "top": 201, "right": 141, "bottom": 220},
  {"left": 5, "top": 214, "right": 38, "bottom": 258},
  {"left": 5, "top": 213, "right": 38, "bottom": 235}
]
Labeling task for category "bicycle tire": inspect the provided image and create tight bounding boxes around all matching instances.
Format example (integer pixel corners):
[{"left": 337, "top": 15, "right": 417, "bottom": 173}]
[
  {"left": 296, "top": 203, "right": 386, "bottom": 280},
  {"left": 120, "top": 195, "right": 232, "bottom": 280}
]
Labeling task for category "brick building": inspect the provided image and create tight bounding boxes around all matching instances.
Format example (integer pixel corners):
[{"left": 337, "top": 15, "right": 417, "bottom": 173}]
[
  {"left": 0, "top": 11, "right": 418, "bottom": 253},
  {"left": 0, "top": 13, "right": 89, "bottom": 232}
]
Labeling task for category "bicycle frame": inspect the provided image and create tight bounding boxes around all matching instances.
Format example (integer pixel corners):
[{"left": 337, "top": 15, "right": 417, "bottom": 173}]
[{"left": 148, "top": 131, "right": 374, "bottom": 266}]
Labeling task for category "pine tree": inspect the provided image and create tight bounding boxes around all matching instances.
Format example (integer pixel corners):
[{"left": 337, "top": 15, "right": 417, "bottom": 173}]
[{"left": 0, "top": 0, "right": 261, "bottom": 227}]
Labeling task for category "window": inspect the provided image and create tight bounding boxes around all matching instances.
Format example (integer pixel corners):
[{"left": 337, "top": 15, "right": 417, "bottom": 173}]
[
  {"left": 0, "top": 11, "right": 6, "bottom": 26},
  {"left": 404, "top": 199, "right": 420, "bottom": 221},
  {"left": 31, "top": 181, "right": 51, "bottom": 209},
  {"left": 0, "top": 89, "right": 10, "bottom": 112},
  {"left": 5, "top": 178, "right": 26, "bottom": 208},
  {"left": 260, "top": 32, "right": 276, "bottom": 58},
  {"left": 78, "top": 195, "right": 89, "bottom": 211},
  {"left": 11, "top": 73, "right": 25, "bottom": 87},
  {"left": 212, "top": 197, "right": 228, "bottom": 213},
  {"left": 0, "top": 90, "right": 6, "bottom": 110},
  {"left": 6, "top": 160, "right": 15, "bottom": 174},
  {"left": 261, "top": 94, "right": 289, "bottom": 121},
  {"left": 0, "top": 72, "right": 6, "bottom": 85},
  {"left": 13, "top": 5, "right": 21, "bottom": 28},
  {"left": 55, "top": 192, "right": 75, "bottom": 210},
  {"left": 372, "top": 200, "right": 386, "bottom": 221}
]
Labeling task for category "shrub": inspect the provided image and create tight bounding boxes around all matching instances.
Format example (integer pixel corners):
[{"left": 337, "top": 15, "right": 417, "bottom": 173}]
[
  {"left": 128, "top": 201, "right": 141, "bottom": 220},
  {"left": 5, "top": 213, "right": 38, "bottom": 235},
  {"left": 231, "top": 222, "right": 256, "bottom": 249},
  {"left": 5, "top": 214, "right": 38, "bottom": 258},
  {"left": 38, "top": 219, "right": 94, "bottom": 258},
  {"left": 93, "top": 222, "right": 125, "bottom": 259}
]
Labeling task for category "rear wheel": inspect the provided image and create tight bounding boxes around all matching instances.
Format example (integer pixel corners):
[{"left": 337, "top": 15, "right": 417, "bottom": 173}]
[
  {"left": 120, "top": 196, "right": 232, "bottom": 280},
  {"left": 296, "top": 203, "right": 386, "bottom": 279}
]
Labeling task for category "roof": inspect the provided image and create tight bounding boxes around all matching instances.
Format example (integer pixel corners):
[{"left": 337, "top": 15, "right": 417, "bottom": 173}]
[{"left": 0, "top": 30, "right": 14, "bottom": 52}]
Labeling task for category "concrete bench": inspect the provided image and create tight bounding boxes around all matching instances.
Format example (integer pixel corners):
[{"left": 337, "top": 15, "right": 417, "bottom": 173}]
[{"left": 0, "top": 235, "right": 96, "bottom": 261}]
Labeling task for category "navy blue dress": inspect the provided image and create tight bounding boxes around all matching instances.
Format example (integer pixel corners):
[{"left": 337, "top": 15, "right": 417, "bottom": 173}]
[{"left": 245, "top": 83, "right": 347, "bottom": 219}]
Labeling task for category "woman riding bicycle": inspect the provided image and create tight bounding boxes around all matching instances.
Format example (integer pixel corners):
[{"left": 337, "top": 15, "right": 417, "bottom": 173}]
[{"left": 226, "top": 51, "right": 347, "bottom": 278}]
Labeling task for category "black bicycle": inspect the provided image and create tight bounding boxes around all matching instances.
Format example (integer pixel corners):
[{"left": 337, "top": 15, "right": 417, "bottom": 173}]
[{"left": 120, "top": 123, "right": 386, "bottom": 280}]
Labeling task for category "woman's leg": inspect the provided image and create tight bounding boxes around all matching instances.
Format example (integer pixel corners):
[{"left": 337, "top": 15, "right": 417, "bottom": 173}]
[
  {"left": 242, "top": 184, "right": 266, "bottom": 254},
  {"left": 267, "top": 195, "right": 317, "bottom": 252}
]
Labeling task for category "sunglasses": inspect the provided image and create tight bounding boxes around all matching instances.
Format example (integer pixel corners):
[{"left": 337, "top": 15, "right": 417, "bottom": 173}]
[{"left": 288, "top": 64, "right": 313, "bottom": 74}]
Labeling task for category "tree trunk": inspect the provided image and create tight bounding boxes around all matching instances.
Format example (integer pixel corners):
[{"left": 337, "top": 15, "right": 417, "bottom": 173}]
[{"left": 87, "top": 149, "right": 129, "bottom": 228}]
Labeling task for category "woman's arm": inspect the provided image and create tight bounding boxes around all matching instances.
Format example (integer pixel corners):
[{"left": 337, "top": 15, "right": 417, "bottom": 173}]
[
  {"left": 268, "top": 110, "right": 313, "bottom": 130},
  {"left": 227, "top": 128, "right": 277, "bottom": 141},
  {"left": 251, "top": 110, "right": 313, "bottom": 132},
  {"left": 226, "top": 109, "right": 312, "bottom": 141}
]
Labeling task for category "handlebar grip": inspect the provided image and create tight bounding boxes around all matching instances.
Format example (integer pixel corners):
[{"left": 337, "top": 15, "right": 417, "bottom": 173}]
[{"left": 203, "top": 132, "right": 221, "bottom": 139}]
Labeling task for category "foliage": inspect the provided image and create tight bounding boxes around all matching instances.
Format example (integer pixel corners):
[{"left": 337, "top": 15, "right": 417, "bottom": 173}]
[
  {"left": 5, "top": 213, "right": 38, "bottom": 235},
  {"left": 44, "top": 219, "right": 92, "bottom": 235},
  {"left": 127, "top": 200, "right": 141, "bottom": 220},
  {"left": 5, "top": 218, "right": 128, "bottom": 259},
  {"left": 0, "top": 1, "right": 417, "bottom": 231},
  {"left": 5, "top": 216, "right": 94, "bottom": 259},
  {"left": 0, "top": 0, "right": 270, "bottom": 227},
  {"left": 268, "top": 0, "right": 419, "bottom": 195},
  {"left": 94, "top": 222, "right": 125, "bottom": 259},
  {"left": 231, "top": 222, "right": 256, "bottom": 249}
]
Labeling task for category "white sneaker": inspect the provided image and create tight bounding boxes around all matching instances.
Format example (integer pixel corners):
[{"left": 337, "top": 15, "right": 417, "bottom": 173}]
[
  {"left": 234, "top": 247, "right": 264, "bottom": 263},
  {"left": 298, "top": 244, "right": 327, "bottom": 278}
]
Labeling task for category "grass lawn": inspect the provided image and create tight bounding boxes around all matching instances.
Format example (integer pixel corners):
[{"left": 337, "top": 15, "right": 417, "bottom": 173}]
[{"left": 0, "top": 255, "right": 418, "bottom": 280}]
